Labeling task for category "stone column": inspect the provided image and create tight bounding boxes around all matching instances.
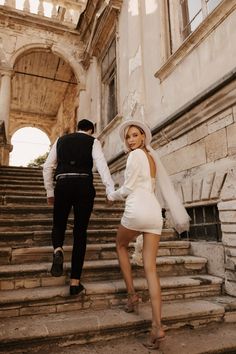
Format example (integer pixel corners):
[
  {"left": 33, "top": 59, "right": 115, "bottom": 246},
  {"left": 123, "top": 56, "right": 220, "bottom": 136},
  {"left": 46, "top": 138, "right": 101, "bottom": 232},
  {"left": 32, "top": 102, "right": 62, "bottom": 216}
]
[
  {"left": 0, "top": 70, "right": 13, "bottom": 165},
  {"left": 0, "top": 70, "right": 12, "bottom": 135}
]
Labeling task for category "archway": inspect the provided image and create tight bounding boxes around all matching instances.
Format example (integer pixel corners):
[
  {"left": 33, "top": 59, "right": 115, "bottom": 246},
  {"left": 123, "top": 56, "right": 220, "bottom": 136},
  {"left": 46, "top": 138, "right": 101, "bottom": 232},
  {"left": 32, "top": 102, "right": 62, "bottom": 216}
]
[
  {"left": 10, "top": 127, "right": 50, "bottom": 167},
  {"left": 9, "top": 48, "right": 78, "bottom": 144}
]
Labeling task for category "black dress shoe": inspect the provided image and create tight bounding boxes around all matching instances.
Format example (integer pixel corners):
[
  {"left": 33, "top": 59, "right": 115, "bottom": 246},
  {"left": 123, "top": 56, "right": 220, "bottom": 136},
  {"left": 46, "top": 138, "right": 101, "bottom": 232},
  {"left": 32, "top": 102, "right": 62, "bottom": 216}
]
[
  {"left": 70, "top": 283, "right": 85, "bottom": 296},
  {"left": 50, "top": 250, "right": 63, "bottom": 277}
]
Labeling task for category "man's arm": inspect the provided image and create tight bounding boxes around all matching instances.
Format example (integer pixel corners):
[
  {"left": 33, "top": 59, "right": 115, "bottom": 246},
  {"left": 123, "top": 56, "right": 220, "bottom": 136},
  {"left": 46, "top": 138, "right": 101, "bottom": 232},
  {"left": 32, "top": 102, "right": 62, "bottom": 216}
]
[
  {"left": 92, "top": 139, "right": 114, "bottom": 196},
  {"left": 42, "top": 139, "right": 58, "bottom": 203}
]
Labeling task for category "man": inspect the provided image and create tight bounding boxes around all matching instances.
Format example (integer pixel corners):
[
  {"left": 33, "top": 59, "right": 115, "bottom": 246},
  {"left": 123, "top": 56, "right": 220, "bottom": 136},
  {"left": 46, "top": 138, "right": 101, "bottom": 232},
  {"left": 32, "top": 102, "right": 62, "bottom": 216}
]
[{"left": 43, "top": 119, "right": 114, "bottom": 295}]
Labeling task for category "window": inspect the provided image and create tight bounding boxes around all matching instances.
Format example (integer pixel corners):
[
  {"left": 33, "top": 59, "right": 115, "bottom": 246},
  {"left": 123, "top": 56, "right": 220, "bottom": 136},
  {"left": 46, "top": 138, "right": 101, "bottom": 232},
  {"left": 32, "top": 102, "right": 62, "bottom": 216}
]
[
  {"left": 181, "top": 0, "right": 223, "bottom": 39},
  {"left": 101, "top": 38, "right": 117, "bottom": 129},
  {"left": 181, "top": 204, "right": 222, "bottom": 242}
]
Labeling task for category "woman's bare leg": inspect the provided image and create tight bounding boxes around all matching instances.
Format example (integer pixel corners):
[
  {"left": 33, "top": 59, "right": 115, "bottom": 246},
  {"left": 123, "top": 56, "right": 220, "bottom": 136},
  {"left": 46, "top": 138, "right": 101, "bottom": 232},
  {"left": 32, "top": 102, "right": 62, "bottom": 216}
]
[
  {"left": 116, "top": 224, "right": 139, "bottom": 293},
  {"left": 142, "top": 233, "right": 165, "bottom": 337}
]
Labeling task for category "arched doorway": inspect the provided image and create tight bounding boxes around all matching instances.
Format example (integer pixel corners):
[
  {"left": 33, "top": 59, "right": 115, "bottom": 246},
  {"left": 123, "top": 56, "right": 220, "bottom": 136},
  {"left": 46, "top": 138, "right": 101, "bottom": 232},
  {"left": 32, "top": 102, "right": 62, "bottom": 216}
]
[
  {"left": 10, "top": 127, "right": 50, "bottom": 167},
  {"left": 9, "top": 49, "right": 78, "bottom": 147}
]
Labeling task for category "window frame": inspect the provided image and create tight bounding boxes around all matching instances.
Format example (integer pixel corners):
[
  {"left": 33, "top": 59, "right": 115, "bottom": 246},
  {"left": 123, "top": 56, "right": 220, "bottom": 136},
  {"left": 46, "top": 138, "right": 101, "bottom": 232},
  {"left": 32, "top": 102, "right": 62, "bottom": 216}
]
[
  {"left": 180, "top": 0, "right": 223, "bottom": 40},
  {"left": 155, "top": 0, "right": 234, "bottom": 82},
  {"left": 100, "top": 37, "right": 118, "bottom": 130}
]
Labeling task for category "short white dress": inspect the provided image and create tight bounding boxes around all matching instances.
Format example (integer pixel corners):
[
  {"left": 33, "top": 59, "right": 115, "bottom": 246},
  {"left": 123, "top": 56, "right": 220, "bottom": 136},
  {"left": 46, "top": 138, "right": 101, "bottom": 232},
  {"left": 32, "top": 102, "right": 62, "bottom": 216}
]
[{"left": 109, "top": 148, "right": 163, "bottom": 235}]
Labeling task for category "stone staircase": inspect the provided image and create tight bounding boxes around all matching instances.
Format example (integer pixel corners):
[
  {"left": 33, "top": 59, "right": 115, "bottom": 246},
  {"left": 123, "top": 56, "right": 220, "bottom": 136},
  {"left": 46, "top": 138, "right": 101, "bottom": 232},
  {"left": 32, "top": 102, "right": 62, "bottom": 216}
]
[{"left": 0, "top": 165, "right": 235, "bottom": 352}]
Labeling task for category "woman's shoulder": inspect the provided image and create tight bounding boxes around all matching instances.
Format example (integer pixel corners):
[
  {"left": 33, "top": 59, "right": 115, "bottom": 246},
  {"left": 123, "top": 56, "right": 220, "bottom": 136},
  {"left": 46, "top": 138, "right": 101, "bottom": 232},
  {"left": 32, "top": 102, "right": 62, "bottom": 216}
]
[
  {"left": 127, "top": 149, "right": 145, "bottom": 165},
  {"left": 129, "top": 148, "right": 145, "bottom": 158}
]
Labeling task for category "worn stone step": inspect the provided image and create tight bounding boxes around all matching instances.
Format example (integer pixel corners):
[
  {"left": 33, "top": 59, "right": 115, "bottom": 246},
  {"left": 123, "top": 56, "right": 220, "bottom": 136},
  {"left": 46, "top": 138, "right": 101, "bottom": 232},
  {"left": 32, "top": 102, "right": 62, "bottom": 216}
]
[
  {"left": 0, "top": 216, "right": 121, "bottom": 229},
  {"left": 0, "top": 205, "right": 124, "bottom": 217},
  {"left": 0, "top": 173, "right": 43, "bottom": 183},
  {"left": 0, "top": 256, "right": 207, "bottom": 290},
  {"left": 0, "top": 166, "right": 43, "bottom": 175},
  {"left": 0, "top": 229, "right": 118, "bottom": 246},
  {"left": 0, "top": 178, "right": 45, "bottom": 186},
  {"left": 0, "top": 167, "right": 101, "bottom": 180},
  {"left": 0, "top": 228, "right": 176, "bottom": 247},
  {"left": 0, "top": 275, "right": 223, "bottom": 318},
  {"left": 0, "top": 173, "right": 102, "bottom": 182},
  {"left": 0, "top": 240, "right": 190, "bottom": 265},
  {"left": 1, "top": 195, "right": 122, "bottom": 206},
  {"left": 0, "top": 298, "right": 225, "bottom": 352},
  {"left": 1, "top": 184, "right": 46, "bottom": 191}
]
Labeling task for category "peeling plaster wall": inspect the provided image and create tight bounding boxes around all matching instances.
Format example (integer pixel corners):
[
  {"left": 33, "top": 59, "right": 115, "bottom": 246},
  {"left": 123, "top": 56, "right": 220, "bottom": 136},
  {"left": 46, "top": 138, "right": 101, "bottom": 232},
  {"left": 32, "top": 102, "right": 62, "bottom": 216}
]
[{"left": 78, "top": 58, "right": 101, "bottom": 131}]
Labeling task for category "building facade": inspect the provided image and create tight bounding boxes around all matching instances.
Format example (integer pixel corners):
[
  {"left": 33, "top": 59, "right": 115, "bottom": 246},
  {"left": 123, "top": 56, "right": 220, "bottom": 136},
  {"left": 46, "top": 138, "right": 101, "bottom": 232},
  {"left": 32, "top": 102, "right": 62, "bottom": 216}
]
[{"left": 0, "top": 0, "right": 236, "bottom": 296}]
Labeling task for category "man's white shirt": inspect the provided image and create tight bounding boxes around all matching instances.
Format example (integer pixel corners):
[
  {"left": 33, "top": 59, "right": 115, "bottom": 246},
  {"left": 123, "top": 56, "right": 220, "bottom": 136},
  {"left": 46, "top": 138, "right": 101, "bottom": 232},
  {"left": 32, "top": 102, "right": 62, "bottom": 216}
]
[{"left": 43, "top": 131, "right": 114, "bottom": 198}]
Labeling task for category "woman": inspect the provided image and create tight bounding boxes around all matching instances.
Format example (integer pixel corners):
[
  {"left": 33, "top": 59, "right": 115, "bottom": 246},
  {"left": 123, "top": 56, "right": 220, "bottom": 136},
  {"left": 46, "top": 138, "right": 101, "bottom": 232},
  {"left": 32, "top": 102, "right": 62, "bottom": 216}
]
[{"left": 108, "top": 120, "right": 190, "bottom": 350}]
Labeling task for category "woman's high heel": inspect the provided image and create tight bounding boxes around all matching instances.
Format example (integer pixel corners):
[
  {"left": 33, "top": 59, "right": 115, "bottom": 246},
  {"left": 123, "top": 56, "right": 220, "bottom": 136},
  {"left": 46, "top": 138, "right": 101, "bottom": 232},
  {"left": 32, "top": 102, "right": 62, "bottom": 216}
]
[
  {"left": 124, "top": 292, "right": 140, "bottom": 314},
  {"left": 143, "top": 324, "right": 166, "bottom": 350}
]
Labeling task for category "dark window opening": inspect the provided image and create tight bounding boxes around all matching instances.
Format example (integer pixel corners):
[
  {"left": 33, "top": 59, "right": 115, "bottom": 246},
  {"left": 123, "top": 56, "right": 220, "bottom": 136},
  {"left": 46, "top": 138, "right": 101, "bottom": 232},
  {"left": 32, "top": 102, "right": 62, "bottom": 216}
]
[
  {"left": 180, "top": 204, "right": 222, "bottom": 242},
  {"left": 101, "top": 38, "right": 117, "bottom": 126}
]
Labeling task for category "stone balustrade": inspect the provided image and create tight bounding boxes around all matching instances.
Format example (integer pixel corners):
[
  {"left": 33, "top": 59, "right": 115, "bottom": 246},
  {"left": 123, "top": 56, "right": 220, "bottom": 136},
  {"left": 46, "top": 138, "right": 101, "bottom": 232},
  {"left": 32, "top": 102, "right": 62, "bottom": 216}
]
[{"left": 0, "top": 0, "right": 88, "bottom": 28}]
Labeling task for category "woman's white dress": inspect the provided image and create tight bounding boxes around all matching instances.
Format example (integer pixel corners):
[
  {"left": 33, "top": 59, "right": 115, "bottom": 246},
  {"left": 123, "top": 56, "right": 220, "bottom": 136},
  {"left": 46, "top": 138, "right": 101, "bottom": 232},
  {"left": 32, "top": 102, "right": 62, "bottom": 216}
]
[{"left": 109, "top": 148, "right": 163, "bottom": 235}]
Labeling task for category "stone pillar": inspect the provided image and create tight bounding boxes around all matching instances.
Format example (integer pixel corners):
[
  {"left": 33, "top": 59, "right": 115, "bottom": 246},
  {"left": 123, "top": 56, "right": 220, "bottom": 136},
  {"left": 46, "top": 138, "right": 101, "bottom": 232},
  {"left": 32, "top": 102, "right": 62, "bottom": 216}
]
[
  {"left": 0, "top": 71, "right": 13, "bottom": 165},
  {"left": 218, "top": 168, "right": 236, "bottom": 297},
  {"left": 0, "top": 121, "right": 12, "bottom": 166},
  {"left": 0, "top": 70, "right": 12, "bottom": 135}
]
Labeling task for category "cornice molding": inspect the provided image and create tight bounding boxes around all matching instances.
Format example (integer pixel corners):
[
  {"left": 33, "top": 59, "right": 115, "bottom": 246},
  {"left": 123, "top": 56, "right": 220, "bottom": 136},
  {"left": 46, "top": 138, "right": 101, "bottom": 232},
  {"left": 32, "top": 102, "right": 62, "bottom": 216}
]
[{"left": 98, "top": 114, "right": 122, "bottom": 141}]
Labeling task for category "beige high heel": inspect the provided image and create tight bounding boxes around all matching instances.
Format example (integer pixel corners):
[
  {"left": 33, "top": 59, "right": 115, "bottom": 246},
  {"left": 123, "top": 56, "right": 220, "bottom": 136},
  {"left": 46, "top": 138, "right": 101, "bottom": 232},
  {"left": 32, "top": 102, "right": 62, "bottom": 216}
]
[
  {"left": 143, "top": 324, "right": 166, "bottom": 350},
  {"left": 124, "top": 292, "right": 140, "bottom": 314}
]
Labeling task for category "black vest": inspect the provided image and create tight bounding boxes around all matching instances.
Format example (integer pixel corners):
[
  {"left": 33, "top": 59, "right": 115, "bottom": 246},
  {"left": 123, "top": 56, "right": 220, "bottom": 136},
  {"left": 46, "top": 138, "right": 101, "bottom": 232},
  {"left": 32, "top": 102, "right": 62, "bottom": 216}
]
[{"left": 54, "top": 132, "right": 95, "bottom": 178}]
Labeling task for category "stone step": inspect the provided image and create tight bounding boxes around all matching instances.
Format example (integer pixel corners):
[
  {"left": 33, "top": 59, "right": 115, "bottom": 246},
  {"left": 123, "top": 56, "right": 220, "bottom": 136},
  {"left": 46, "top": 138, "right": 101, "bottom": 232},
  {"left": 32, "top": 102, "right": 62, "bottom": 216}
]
[
  {"left": 0, "top": 216, "right": 121, "bottom": 229},
  {"left": 0, "top": 180, "right": 105, "bottom": 189},
  {"left": 0, "top": 298, "right": 225, "bottom": 352},
  {"left": 0, "top": 195, "right": 122, "bottom": 206},
  {"left": 0, "top": 256, "right": 207, "bottom": 290},
  {"left": 0, "top": 275, "right": 223, "bottom": 318},
  {"left": 0, "top": 240, "right": 190, "bottom": 265},
  {"left": 0, "top": 177, "right": 103, "bottom": 186},
  {"left": 0, "top": 167, "right": 101, "bottom": 179},
  {"left": 1, "top": 184, "right": 46, "bottom": 191},
  {"left": 0, "top": 205, "right": 124, "bottom": 217},
  {"left": 0, "top": 228, "right": 176, "bottom": 247},
  {"left": 0, "top": 166, "right": 44, "bottom": 175}
]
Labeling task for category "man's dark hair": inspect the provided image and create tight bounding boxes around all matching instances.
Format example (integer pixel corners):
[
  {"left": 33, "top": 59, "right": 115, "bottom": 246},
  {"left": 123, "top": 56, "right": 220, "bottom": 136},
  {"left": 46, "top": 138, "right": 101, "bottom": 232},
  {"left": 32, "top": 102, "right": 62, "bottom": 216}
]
[{"left": 77, "top": 119, "right": 94, "bottom": 134}]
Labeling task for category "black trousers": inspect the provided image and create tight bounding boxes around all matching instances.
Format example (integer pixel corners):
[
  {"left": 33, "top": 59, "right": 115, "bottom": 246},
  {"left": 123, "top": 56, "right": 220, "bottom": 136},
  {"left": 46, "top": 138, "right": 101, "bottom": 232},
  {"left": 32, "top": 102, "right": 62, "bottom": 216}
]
[{"left": 51, "top": 177, "right": 95, "bottom": 279}]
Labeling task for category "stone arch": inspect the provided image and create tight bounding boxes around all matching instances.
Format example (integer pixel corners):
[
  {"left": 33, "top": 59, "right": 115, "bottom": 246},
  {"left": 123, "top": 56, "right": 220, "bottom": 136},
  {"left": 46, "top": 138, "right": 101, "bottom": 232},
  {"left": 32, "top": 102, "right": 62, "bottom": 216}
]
[
  {"left": 10, "top": 123, "right": 52, "bottom": 143},
  {"left": 177, "top": 171, "right": 228, "bottom": 204},
  {"left": 9, "top": 42, "right": 85, "bottom": 86}
]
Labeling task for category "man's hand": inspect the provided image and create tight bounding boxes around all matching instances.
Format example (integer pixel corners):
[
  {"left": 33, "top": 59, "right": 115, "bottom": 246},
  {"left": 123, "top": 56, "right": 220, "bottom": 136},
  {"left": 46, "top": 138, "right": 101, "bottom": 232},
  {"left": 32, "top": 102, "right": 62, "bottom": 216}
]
[{"left": 47, "top": 197, "right": 54, "bottom": 205}]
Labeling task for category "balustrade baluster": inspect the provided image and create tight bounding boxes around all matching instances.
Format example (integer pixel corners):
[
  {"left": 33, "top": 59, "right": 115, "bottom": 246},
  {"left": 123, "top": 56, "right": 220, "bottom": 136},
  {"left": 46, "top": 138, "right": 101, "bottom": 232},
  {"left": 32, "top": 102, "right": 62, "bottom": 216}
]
[
  {"left": 23, "top": 0, "right": 30, "bottom": 12},
  {"left": 64, "top": 9, "right": 73, "bottom": 24},
  {"left": 51, "top": 1, "right": 57, "bottom": 19},
  {"left": 4, "top": 0, "right": 16, "bottom": 7},
  {"left": 37, "top": 0, "right": 44, "bottom": 16}
]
